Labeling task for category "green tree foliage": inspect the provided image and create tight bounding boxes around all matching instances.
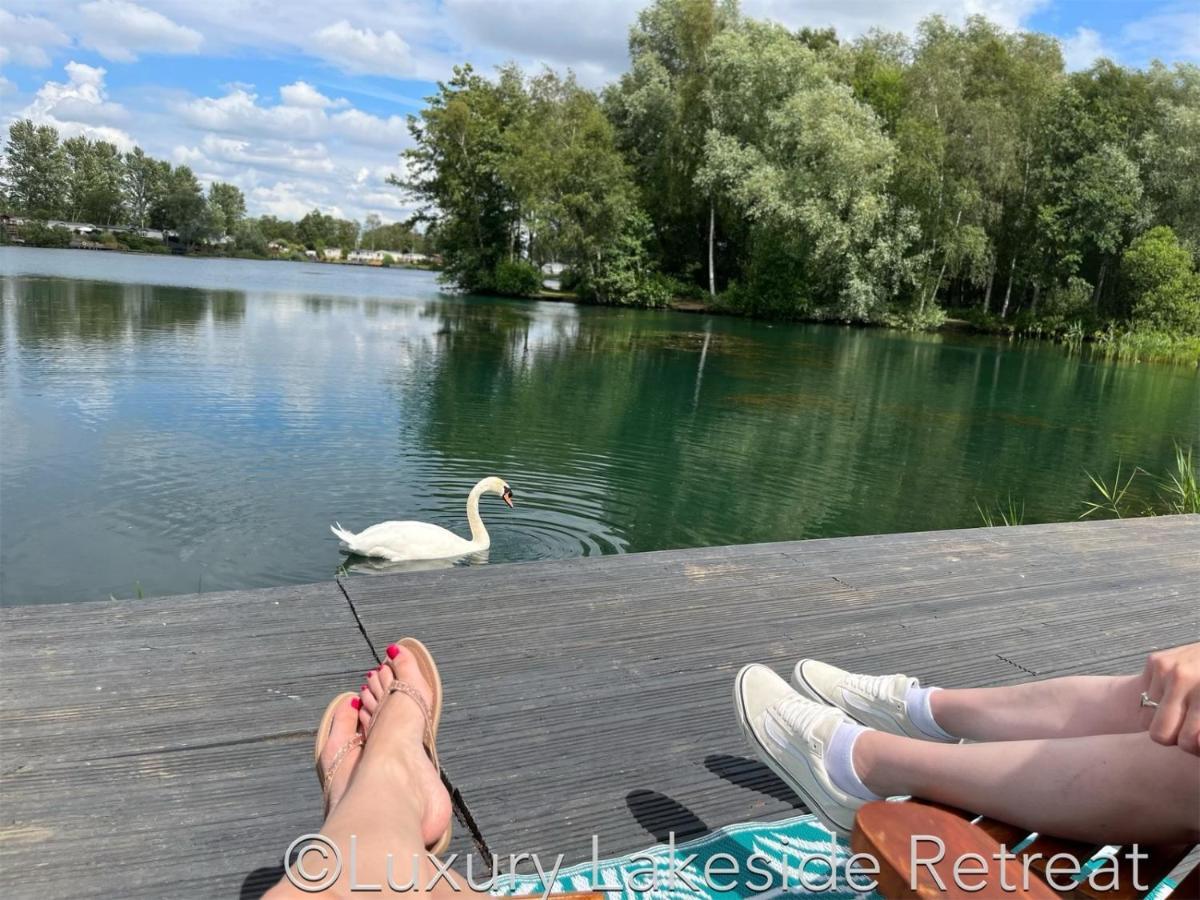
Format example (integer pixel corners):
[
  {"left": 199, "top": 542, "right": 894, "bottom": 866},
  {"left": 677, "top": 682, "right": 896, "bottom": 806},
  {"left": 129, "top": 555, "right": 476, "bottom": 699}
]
[
  {"left": 122, "top": 147, "right": 167, "bottom": 229},
  {"left": 208, "top": 182, "right": 246, "bottom": 236},
  {"left": 1121, "top": 227, "right": 1200, "bottom": 334},
  {"left": 1, "top": 121, "right": 413, "bottom": 260},
  {"left": 401, "top": 64, "right": 658, "bottom": 301},
  {"left": 1138, "top": 65, "right": 1200, "bottom": 250},
  {"left": 62, "top": 136, "right": 125, "bottom": 225},
  {"left": 296, "top": 208, "right": 359, "bottom": 251},
  {"left": 155, "top": 165, "right": 209, "bottom": 248},
  {"left": 696, "top": 20, "right": 917, "bottom": 320},
  {"left": 400, "top": 64, "right": 526, "bottom": 291},
  {"left": 2, "top": 119, "right": 68, "bottom": 218},
  {"left": 605, "top": 0, "right": 739, "bottom": 295},
  {"left": 361, "top": 219, "right": 427, "bottom": 253},
  {"left": 492, "top": 260, "right": 543, "bottom": 296},
  {"left": 256, "top": 215, "right": 299, "bottom": 243}
]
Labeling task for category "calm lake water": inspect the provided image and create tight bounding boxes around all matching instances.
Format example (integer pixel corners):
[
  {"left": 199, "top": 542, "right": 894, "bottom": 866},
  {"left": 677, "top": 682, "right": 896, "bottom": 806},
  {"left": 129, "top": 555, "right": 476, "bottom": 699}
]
[{"left": 2, "top": 246, "right": 1197, "bottom": 604}]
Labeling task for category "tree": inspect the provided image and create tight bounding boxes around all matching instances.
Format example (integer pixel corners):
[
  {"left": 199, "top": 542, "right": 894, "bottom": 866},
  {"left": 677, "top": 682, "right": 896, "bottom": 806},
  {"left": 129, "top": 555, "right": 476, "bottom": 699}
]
[
  {"left": 847, "top": 31, "right": 909, "bottom": 135},
  {"left": 256, "top": 215, "right": 298, "bottom": 243},
  {"left": 1139, "top": 64, "right": 1200, "bottom": 250},
  {"left": 892, "top": 18, "right": 1065, "bottom": 319},
  {"left": 399, "top": 64, "right": 528, "bottom": 291},
  {"left": 1121, "top": 226, "right": 1200, "bottom": 334},
  {"left": 122, "top": 147, "right": 167, "bottom": 230},
  {"left": 232, "top": 218, "right": 268, "bottom": 256},
  {"left": 156, "top": 165, "right": 209, "bottom": 248},
  {"left": 361, "top": 220, "right": 426, "bottom": 253},
  {"left": 503, "top": 70, "right": 638, "bottom": 279},
  {"left": 606, "top": 0, "right": 739, "bottom": 295},
  {"left": 61, "top": 137, "right": 124, "bottom": 225},
  {"left": 2, "top": 119, "right": 68, "bottom": 218},
  {"left": 361, "top": 213, "right": 383, "bottom": 248},
  {"left": 208, "top": 182, "right": 246, "bottom": 236},
  {"left": 695, "top": 19, "right": 915, "bottom": 321},
  {"left": 1046, "top": 143, "right": 1145, "bottom": 313}
]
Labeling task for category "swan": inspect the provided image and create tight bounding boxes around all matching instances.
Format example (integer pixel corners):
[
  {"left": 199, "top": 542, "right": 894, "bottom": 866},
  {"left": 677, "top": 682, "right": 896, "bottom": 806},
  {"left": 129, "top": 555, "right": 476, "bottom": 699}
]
[{"left": 330, "top": 477, "right": 513, "bottom": 562}]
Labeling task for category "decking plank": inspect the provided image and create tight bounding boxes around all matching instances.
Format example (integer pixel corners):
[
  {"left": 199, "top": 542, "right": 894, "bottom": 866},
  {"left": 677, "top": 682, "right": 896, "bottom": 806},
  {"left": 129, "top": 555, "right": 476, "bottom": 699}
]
[
  {"left": 343, "top": 517, "right": 1199, "bottom": 867},
  {"left": 0, "top": 581, "right": 385, "bottom": 899},
  {"left": 0, "top": 516, "right": 1195, "bottom": 896}
]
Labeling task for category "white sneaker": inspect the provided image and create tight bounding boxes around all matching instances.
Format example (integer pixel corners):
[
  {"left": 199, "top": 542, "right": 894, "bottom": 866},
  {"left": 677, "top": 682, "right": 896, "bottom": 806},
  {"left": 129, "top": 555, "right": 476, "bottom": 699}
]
[
  {"left": 734, "top": 664, "right": 863, "bottom": 836},
  {"left": 791, "top": 659, "right": 949, "bottom": 741}
]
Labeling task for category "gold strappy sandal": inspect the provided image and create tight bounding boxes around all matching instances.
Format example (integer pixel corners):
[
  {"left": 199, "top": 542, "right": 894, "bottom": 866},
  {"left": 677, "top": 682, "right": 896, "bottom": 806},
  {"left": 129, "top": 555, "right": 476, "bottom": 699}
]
[
  {"left": 314, "top": 691, "right": 364, "bottom": 815},
  {"left": 376, "top": 638, "right": 450, "bottom": 855}
]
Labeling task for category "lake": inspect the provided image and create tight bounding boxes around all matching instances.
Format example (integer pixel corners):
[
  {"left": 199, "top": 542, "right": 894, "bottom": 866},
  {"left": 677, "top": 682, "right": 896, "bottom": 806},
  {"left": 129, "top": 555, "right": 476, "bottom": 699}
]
[{"left": 2, "top": 246, "right": 1196, "bottom": 604}]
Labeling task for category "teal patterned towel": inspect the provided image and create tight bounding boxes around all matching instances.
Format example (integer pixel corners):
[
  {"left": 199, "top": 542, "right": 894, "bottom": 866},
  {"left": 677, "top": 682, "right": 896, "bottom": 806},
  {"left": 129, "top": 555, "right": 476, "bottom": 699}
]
[
  {"left": 491, "top": 813, "right": 879, "bottom": 899},
  {"left": 489, "top": 813, "right": 1186, "bottom": 899}
]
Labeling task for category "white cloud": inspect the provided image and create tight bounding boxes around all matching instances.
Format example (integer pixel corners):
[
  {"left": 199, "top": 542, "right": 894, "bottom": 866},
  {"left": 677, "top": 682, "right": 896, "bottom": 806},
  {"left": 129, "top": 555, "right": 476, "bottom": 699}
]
[
  {"left": 309, "top": 21, "right": 415, "bottom": 77},
  {"left": 329, "top": 108, "right": 410, "bottom": 149},
  {"left": 0, "top": 74, "right": 14, "bottom": 96},
  {"left": 157, "top": 81, "right": 413, "bottom": 222},
  {"left": 0, "top": 10, "right": 71, "bottom": 67},
  {"left": 279, "top": 80, "right": 348, "bottom": 109},
  {"left": 743, "top": 0, "right": 1047, "bottom": 42},
  {"left": 175, "top": 88, "right": 328, "bottom": 140},
  {"left": 17, "top": 61, "right": 134, "bottom": 149},
  {"left": 189, "top": 134, "right": 336, "bottom": 176},
  {"left": 1060, "top": 26, "right": 1108, "bottom": 71},
  {"left": 1118, "top": 4, "right": 1200, "bottom": 66},
  {"left": 77, "top": 0, "right": 203, "bottom": 62},
  {"left": 173, "top": 85, "right": 411, "bottom": 151},
  {"left": 248, "top": 180, "right": 342, "bottom": 220},
  {"left": 444, "top": 0, "right": 639, "bottom": 82}
]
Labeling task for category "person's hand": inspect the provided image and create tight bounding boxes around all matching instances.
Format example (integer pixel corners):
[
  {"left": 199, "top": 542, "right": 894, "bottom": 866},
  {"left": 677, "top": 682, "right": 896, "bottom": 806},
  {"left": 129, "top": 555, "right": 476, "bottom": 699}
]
[{"left": 1140, "top": 642, "right": 1200, "bottom": 755}]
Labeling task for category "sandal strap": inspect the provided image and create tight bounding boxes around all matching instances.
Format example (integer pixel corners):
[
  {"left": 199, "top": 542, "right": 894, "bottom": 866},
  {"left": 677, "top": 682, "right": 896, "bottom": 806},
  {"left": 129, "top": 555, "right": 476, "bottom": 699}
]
[
  {"left": 386, "top": 681, "right": 434, "bottom": 757},
  {"left": 321, "top": 733, "right": 364, "bottom": 794}
]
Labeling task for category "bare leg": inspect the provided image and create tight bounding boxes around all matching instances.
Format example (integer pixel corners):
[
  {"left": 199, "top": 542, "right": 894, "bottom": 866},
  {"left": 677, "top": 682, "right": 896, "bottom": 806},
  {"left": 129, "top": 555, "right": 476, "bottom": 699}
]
[
  {"left": 930, "top": 674, "right": 1145, "bottom": 742},
  {"left": 855, "top": 730, "right": 1200, "bottom": 843},
  {"left": 266, "top": 645, "right": 456, "bottom": 899}
]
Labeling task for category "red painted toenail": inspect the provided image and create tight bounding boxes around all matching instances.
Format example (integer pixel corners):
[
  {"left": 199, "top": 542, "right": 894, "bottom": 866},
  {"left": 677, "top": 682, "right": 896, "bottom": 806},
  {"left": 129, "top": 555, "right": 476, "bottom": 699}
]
[
  {"left": 360, "top": 684, "right": 367, "bottom": 692},
  {"left": 367, "top": 670, "right": 375, "bottom": 678},
  {"left": 386, "top": 644, "right": 399, "bottom": 659},
  {"left": 350, "top": 697, "right": 361, "bottom": 710}
]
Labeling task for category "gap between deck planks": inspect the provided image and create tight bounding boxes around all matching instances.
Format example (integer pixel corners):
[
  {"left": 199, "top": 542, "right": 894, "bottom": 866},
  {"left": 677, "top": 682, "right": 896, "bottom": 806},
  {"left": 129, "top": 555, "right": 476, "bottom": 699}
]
[{"left": 0, "top": 516, "right": 1195, "bottom": 898}]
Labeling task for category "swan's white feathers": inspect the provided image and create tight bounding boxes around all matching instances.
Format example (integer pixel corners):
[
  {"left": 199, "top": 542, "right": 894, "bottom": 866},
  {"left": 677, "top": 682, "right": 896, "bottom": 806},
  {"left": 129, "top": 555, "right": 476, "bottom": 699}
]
[
  {"left": 330, "top": 477, "right": 508, "bottom": 562},
  {"left": 334, "top": 520, "right": 477, "bottom": 562}
]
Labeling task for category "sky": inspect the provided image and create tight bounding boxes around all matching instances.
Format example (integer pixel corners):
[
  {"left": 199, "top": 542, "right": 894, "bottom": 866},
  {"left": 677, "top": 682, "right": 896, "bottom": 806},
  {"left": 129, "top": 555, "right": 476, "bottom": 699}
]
[{"left": 0, "top": 0, "right": 1197, "bottom": 225}]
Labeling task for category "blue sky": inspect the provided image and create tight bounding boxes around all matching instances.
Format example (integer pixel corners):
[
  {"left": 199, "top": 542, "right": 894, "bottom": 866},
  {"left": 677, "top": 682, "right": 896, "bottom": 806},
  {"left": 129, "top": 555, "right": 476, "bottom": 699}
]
[{"left": 1, "top": 0, "right": 1196, "bottom": 223}]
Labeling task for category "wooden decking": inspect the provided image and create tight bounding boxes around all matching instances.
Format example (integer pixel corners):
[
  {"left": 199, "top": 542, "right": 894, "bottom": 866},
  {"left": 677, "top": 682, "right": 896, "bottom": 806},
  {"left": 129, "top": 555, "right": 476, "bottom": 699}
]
[{"left": 1, "top": 516, "right": 1197, "bottom": 898}]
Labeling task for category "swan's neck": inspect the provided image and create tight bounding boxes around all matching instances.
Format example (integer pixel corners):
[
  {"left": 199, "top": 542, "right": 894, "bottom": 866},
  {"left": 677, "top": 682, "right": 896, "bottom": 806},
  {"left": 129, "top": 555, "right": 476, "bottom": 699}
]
[{"left": 466, "top": 482, "right": 490, "bottom": 547}]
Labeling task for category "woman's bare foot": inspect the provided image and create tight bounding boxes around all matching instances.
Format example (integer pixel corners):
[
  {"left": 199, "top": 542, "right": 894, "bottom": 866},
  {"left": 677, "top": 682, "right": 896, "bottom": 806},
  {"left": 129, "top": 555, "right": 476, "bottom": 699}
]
[
  {"left": 317, "top": 695, "right": 365, "bottom": 813},
  {"left": 349, "top": 643, "right": 452, "bottom": 849}
]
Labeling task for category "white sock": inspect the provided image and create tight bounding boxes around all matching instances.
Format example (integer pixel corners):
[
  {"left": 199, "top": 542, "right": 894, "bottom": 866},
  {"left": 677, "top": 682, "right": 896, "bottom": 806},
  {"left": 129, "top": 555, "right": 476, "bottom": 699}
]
[
  {"left": 904, "top": 685, "right": 956, "bottom": 741},
  {"left": 825, "top": 721, "right": 881, "bottom": 801}
]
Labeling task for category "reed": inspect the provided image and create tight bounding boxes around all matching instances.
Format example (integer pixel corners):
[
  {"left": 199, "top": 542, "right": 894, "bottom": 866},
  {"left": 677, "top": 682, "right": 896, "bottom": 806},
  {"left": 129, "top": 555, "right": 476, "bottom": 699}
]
[{"left": 975, "top": 494, "right": 1025, "bottom": 527}]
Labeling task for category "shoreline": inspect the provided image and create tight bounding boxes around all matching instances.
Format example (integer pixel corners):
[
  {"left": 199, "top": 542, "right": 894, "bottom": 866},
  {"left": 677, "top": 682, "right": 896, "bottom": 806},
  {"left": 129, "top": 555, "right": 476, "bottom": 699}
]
[
  {"left": 6, "top": 243, "right": 1196, "bottom": 367},
  {"left": 528, "top": 288, "right": 1199, "bottom": 368},
  {"left": 0, "top": 240, "right": 441, "bottom": 272}
]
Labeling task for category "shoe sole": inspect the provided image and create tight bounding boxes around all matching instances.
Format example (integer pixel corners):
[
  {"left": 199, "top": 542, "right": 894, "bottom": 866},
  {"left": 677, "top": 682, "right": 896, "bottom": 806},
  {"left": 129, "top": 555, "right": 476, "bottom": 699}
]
[{"left": 733, "top": 665, "right": 854, "bottom": 836}]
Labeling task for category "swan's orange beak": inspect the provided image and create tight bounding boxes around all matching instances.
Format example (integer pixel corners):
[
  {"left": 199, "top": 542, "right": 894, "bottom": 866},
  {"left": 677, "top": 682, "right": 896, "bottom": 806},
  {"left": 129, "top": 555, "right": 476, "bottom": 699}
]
[{"left": 502, "top": 487, "right": 514, "bottom": 508}]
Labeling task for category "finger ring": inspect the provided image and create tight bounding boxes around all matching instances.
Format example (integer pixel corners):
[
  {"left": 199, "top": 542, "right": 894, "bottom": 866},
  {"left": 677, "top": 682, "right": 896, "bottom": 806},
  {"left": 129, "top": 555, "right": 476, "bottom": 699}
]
[{"left": 1139, "top": 692, "right": 1159, "bottom": 709}]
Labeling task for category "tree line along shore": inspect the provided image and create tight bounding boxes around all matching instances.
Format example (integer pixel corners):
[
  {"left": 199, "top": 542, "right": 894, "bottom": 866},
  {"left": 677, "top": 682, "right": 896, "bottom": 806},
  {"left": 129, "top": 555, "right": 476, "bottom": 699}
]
[
  {"left": 0, "top": 126, "right": 431, "bottom": 263},
  {"left": 3, "top": 0, "right": 1198, "bottom": 365},
  {"left": 398, "top": 0, "right": 1198, "bottom": 363}
]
